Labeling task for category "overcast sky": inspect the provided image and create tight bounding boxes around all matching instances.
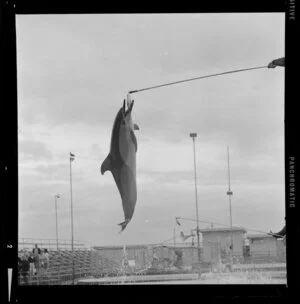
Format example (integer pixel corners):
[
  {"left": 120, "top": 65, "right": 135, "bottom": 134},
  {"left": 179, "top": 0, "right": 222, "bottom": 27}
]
[{"left": 17, "top": 13, "right": 285, "bottom": 247}]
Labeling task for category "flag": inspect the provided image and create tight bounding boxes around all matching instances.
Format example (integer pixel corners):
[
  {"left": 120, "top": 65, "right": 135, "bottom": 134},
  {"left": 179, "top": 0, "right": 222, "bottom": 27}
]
[
  {"left": 180, "top": 231, "right": 192, "bottom": 242},
  {"left": 176, "top": 218, "right": 181, "bottom": 226},
  {"left": 70, "top": 152, "right": 75, "bottom": 161}
]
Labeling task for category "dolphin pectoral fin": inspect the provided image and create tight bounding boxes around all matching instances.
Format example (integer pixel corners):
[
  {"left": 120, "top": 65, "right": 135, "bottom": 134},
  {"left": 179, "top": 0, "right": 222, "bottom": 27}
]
[
  {"left": 118, "top": 220, "right": 130, "bottom": 232},
  {"left": 100, "top": 154, "right": 112, "bottom": 175},
  {"left": 130, "top": 130, "right": 138, "bottom": 152},
  {"left": 133, "top": 123, "right": 139, "bottom": 130}
]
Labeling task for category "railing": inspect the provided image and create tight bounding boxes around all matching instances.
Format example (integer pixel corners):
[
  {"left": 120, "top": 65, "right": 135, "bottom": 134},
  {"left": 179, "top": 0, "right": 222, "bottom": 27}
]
[
  {"left": 18, "top": 249, "right": 99, "bottom": 285},
  {"left": 18, "top": 238, "right": 92, "bottom": 251},
  {"left": 18, "top": 266, "right": 96, "bottom": 285}
]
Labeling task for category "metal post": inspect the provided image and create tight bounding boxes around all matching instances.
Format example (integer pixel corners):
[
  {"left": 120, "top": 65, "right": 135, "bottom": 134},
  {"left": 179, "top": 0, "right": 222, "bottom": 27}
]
[
  {"left": 55, "top": 194, "right": 60, "bottom": 251},
  {"left": 190, "top": 133, "right": 201, "bottom": 279},
  {"left": 70, "top": 152, "right": 75, "bottom": 284},
  {"left": 173, "top": 227, "right": 176, "bottom": 247},
  {"left": 226, "top": 146, "right": 234, "bottom": 270}
]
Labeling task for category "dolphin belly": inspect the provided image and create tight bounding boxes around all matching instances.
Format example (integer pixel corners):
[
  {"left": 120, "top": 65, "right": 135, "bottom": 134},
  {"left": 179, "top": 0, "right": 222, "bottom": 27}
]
[
  {"left": 103, "top": 155, "right": 137, "bottom": 231},
  {"left": 118, "top": 165, "right": 137, "bottom": 220}
]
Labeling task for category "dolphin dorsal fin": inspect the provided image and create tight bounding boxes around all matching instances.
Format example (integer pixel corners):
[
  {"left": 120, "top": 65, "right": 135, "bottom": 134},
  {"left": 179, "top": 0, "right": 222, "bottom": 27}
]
[{"left": 101, "top": 154, "right": 112, "bottom": 175}]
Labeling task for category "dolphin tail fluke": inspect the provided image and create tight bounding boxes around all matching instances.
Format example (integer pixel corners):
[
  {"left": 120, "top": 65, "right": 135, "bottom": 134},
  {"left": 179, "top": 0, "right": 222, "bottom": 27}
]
[
  {"left": 101, "top": 154, "right": 112, "bottom": 175},
  {"left": 118, "top": 220, "right": 130, "bottom": 233}
]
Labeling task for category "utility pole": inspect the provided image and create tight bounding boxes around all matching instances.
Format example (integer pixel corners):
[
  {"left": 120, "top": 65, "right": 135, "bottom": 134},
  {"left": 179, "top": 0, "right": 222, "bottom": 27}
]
[
  {"left": 54, "top": 194, "right": 60, "bottom": 250},
  {"left": 190, "top": 133, "right": 201, "bottom": 279},
  {"left": 70, "top": 152, "right": 75, "bottom": 284},
  {"left": 226, "top": 146, "right": 234, "bottom": 271},
  {"left": 173, "top": 227, "right": 176, "bottom": 247}
]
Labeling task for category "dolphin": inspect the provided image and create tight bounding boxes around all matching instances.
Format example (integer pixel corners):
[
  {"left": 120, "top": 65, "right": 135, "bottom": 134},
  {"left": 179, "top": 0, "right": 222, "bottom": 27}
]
[{"left": 101, "top": 99, "right": 139, "bottom": 232}]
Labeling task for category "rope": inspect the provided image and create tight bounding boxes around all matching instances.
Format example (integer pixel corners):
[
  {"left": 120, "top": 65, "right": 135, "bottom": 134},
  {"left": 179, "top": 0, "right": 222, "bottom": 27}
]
[{"left": 129, "top": 65, "right": 268, "bottom": 94}]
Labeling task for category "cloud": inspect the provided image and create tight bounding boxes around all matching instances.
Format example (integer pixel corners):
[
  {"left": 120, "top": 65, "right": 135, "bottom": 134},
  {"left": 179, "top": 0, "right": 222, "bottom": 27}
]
[
  {"left": 16, "top": 14, "right": 284, "bottom": 129},
  {"left": 88, "top": 143, "right": 105, "bottom": 160},
  {"left": 17, "top": 14, "right": 285, "bottom": 246},
  {"left": 19, "top": 139, "right": 53, "bottom": 161},
  {"left": 33, "top": 163, "right": 83, "bottom": 182},
  {"left": 19, "top": 163, "right": 85, "bottom": 187}
]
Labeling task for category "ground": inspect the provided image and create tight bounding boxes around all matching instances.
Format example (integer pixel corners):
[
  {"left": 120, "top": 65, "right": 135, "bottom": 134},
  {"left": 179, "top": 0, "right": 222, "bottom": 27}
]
[{"left": 77, "top": 270, "right": 286, "bottom": 285}]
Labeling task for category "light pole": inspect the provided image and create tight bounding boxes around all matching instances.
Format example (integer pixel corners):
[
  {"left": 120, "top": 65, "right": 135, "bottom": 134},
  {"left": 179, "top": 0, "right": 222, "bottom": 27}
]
[
  {"left": 189, "top": 133, "right": 201, "bottom": 279},
  {"left": 70, "top": 152, "right": 75, "bottom": 284},
  {"left": 174, "top": 216, "right": 182, "bottom": 247},
  {"left": 54, "top": 194, "right": 60, "bottom": 251},
  {"left": 173, "top": 227, "right": 176, "bottom": 247},
  {"left": 226, "top": 146, "right": 234, "bottom": 270}
]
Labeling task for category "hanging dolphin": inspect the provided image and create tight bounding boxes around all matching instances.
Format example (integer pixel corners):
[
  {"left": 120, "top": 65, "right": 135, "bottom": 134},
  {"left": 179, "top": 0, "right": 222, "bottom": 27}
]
[{"left": 101, "top": 99, "right": 139, "bottom": 232}]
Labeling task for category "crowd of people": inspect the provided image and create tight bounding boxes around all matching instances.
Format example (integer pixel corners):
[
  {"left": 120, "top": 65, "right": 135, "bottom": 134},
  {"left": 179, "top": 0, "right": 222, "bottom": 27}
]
[{"left": 18, "top": 244, "right": 50, "bottom": 284}]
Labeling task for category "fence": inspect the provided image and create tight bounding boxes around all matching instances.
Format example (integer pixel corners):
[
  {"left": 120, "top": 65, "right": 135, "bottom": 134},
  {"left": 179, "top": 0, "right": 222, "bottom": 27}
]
[{"left": 18, "top": 240, "right": 286, "bottom": 285}]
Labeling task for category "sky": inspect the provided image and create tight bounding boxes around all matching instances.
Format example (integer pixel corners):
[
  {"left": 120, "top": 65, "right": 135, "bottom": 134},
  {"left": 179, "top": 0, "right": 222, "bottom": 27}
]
[{"left": 16, "top": 13, "right": 285, "bottom": 247}]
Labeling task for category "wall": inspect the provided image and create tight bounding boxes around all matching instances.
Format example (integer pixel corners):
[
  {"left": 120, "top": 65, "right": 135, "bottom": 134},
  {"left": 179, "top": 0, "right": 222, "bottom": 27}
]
[
  {"left": 249, "top": 237, "right": 277, "bottom": 256},
  {"left": 201, "top": 231, "right": 245, "bottom": 262},
  {"left": 94, "top": 246, "right": 156, "bottom": 269}
]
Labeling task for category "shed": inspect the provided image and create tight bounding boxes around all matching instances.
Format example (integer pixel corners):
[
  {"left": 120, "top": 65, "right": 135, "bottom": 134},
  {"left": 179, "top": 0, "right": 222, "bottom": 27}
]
[
  {"left": 246, "top": 234, "right": 277, "bottom": 257},
  {"left": 199, "top": 227, "right": 247, "bottom": 262}
]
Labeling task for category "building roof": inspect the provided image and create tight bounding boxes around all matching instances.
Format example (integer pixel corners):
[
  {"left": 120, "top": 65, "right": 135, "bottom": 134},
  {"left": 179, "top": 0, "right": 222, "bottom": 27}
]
[
  {"left": 93, "top": 243, "right": 200, "bottom": 250},
  {"left": 199, "top": 227, "right": 247, "bottom": 233},
  {"left": 93, "top": 244, "right": 149, "bottom": 250},
  {"left": 160, "top": 243, "right": 201, "bottom": 249},
  {"left": 246, "top": 234, "right": 274, "bottom": 239}
]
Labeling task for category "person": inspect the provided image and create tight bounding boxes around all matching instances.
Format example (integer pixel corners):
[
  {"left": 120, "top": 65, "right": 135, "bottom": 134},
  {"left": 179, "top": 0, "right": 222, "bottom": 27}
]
[
  {"left": 271, "top": 225, "right": 286, "bottom": 238},
  {"left": 27, "top": 252, "right": 35, "bottom": 277},
  {"left": 270, "top": 224, "right": 286, "bottom": 246},
  {"left": 43, "top": 249, "right": 50, "bottom": 272},
  {"left": 39, "top": 248, "right": 45, "bottom": 274},
  {"left": 269, "top": 218, "right": 286, "bottom": 242},
  {"left": 173, "top": 250, "right": 183, "bottom": 269},
  {"left": 20, "top": 254, "right": 30, "bottom": 284},
  {"left": 18, "top": 253, "right": 23, "bottom": 285},
  {"left": 32, "top": 244, "right": 41, "bottom": 275},
  {"left": 268, "top": 57, "right": 285, "bottom": 68}
]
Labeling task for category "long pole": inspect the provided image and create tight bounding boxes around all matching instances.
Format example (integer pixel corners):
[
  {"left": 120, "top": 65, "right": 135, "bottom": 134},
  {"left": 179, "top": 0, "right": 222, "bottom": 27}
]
[
  {"left": 190, "top": 133, "right": 201, "bottom": 279},
  {"left": 227, "top": 146, "right": 234, "bottom": 270},
  {"left": 129, "top": 66, "right": 267, "bottom": 94},
  {"left": 70, "top": 153, "right": 75, "bottom": 284}
]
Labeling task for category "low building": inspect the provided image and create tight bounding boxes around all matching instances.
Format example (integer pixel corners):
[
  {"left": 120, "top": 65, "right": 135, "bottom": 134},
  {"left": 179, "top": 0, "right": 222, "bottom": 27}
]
[
  {"left": 246, "top": 234, "right": 286, "bottom": 261},
  {"left": 199, "top": 227, "right": 247, "bottom": 263},
  {"left": 93, "top": 245, "right": 152, "bottom": 269},
  {"left": 157, "top": 245, "right": 202, "bottom": 269},
  {"left": 93, "top": 244, "right": 202, "bottom": 271}
]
